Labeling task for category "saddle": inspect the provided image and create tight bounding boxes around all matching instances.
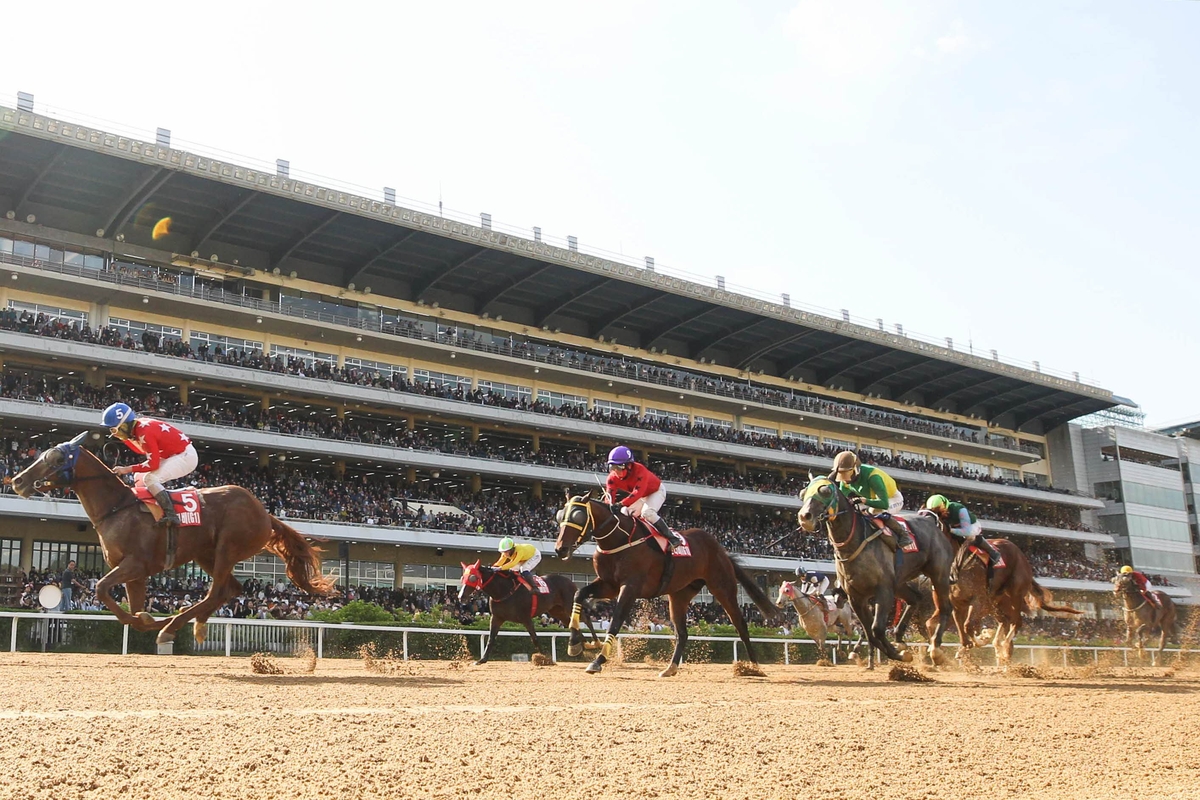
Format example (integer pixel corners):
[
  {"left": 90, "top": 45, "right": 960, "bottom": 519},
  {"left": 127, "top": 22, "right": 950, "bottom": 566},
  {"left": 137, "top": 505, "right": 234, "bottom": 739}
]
[
  {"left": 132, "top": 486, "right": 203, "bottom": 527},
  {"left": 864, "top": 513, "right": 919, "bottom": 553},
  {"left": 647, "top": 524, "right": 691, "bottom": 558}
]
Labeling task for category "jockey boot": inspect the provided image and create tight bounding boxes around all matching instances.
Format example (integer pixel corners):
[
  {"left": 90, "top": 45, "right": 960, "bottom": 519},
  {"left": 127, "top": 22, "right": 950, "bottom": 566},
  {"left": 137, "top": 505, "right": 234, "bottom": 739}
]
[
  {"left": 652, "top": 517, "right": 684, "bottom": 551},
  {"left": 882, "top": 515, "right": 915, "bottom": 552},
  {"left": 154, "top": 489, "right": 179, "bottom": 528},
  {"left": 976, "top": 536, "right": 1004, "bottom": 568}
]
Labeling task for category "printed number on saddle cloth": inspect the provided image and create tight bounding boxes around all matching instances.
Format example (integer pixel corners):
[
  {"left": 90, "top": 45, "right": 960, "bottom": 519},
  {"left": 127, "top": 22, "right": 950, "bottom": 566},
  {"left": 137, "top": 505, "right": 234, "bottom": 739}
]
[
  {"left": 530, "top": 575, "right": 550, "bottom": 594},
  {"left": 133, "top": 487, "right": 203, "bottom": 526},
  {"left": 649, "top": 527, "right": 692, "bottom": 557}
]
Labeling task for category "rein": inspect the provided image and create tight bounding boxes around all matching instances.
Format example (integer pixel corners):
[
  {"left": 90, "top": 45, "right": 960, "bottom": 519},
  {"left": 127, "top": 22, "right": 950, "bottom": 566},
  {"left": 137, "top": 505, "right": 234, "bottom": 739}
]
[{"left": 562, "top": 497, "right": 647, "bottom": 556}]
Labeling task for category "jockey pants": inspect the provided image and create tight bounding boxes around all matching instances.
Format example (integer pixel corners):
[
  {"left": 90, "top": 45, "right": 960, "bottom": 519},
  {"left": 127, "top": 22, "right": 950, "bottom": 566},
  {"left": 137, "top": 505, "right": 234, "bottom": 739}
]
[
  {"left": 135, "top": 444, "right": 198, "bottom": 496},
  {"left": 518, "top": 549, "right": 542, "bottom": 573},
  {"left": 860, "top": 491, "right": 904, "bottom": 516},
  {"left": 628, "top": 487, "right": 667, "bottom": 524}
]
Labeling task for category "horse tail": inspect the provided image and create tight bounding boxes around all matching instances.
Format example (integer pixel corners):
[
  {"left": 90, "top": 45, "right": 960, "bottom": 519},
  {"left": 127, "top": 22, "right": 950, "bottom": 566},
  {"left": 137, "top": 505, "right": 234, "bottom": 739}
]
[
  {"left": 732, "top": 559, "right": 781, "bottom": 624},
  {"left": 266, "top": 516, "right": 337, "bottom": 595},
  {"left": 1027, "top": 580, "right": 1084, "bottom": 616}
]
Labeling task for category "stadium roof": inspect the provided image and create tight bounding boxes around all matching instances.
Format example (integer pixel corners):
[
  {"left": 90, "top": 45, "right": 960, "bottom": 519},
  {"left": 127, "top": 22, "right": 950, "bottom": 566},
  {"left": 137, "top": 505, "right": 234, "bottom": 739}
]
[
  {"left": 0, "top": 104, "right": 1117, "bottom": 432},
  {"left": 1155, "top": 419, "right": 1200, "bottom": 440}
]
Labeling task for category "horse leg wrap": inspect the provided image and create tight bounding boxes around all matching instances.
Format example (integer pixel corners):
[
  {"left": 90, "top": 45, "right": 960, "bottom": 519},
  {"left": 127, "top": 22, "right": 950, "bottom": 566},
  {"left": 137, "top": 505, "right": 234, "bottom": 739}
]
[
  {"left": 570, "top": 603, "right": 582, "bottom": 630},
  {"left": 602, "top": 633, "right": 616, "bottom": 659}
]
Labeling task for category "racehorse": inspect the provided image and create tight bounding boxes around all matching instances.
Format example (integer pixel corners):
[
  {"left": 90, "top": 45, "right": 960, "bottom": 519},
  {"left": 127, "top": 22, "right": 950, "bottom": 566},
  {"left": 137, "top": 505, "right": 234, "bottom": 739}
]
[
  {"left": 950, "top": 538, "right": 1082, "bottom": 665},
  {"left": 10, "top": 434, "right": 334, "bottom": 644},
  {"left": 1113, "top": 572, "right": 1178, "bottom": 662},
  {"left": 797, "top": 477, "right": 955, "bottom": 666},
  {"left": 775, "top": 580, "right": 856, "bottom": 662},
  {"left": 459, "top": 561, "right": 600, "bottom": 664},
  {"left": 554, "top": 492, "right": 779, "bottom": 677},
  {"left": 850, "top": 579, "right": 936, "bottom": 669}
]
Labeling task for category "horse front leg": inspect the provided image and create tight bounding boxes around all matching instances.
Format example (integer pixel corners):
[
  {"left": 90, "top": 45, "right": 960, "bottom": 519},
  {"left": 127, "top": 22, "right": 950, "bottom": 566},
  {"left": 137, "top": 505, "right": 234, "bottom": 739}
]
[
  {"left": 588, "top": 584, "right": 635, "bottom": 675},
  {"left": 871, "top": 588, "right": 908, "bottom": 663},
  {"left": 476, "top": 614, "right": 501, "bottom": 665},
  {"left": 569, "top": 579, "right": 607, "bottom": 657},
  {"left": 95, "top": 562, "right": 158, "bottom": 630}
]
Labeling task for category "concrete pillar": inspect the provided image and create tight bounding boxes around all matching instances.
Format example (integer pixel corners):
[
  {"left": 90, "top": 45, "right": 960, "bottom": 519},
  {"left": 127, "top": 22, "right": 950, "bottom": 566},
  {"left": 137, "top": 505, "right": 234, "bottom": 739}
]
[
  {"left": 692, "top": 498, "right": 702, "bottom": 513},
  {"left": 84, "top": 365, "right": 105, "bottom": 388},
  {"left": 734, "top": 461, "right": 746, "bottom": 476},
  {"left": 531, "top": 433, "right": 540, "bottom": 452},
  {"left": 261, "top": 395, "right": 271, "bottom": 411},
  {"left": 336, "top": 405, "right": 346, "bottom": 420},
  {"left": 470, "top": 473, "right": 482, "bottom": 493},
  {"left": 589, "top": 442, "right": 597, "bottom": 456},
  {"left": 532, "top": 480, "right": 543, "bottom": 500},
  {"left": 407, "top": 417, "right": 416, "bottom": 431},
  {"left": 334, "top": 460, "right": 346, "bottom": 478},
  {"left": 406, "top": 467, "right": 417, "bottom": 483},
  {"left": 179, "top": 382, "right": 189, "bottom": 404},
  {"left": 258, "top": 452, "right": 270, "bottom": 468},
  {"left": 472, "top": 425, "right": 481, "bottom": 442}
]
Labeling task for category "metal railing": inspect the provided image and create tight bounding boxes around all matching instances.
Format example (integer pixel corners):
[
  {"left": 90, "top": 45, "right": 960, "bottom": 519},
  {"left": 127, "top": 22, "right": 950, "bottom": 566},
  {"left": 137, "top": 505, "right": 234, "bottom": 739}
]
[{"left": 2, "top": 611, "right": 1186, "bottom": 668}]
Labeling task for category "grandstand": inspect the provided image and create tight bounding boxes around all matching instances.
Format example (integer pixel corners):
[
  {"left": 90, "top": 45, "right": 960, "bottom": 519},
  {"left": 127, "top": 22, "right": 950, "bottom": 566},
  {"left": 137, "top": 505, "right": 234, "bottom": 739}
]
[{"left": 0, "top": 97, "right": 1189, "bottom": 619}]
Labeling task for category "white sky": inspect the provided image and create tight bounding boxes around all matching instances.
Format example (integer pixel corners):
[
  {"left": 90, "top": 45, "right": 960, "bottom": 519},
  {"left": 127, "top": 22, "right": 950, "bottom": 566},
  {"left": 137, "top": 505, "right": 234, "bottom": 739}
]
[{"left": 4, "top": 1, "right": 1197, "bottom": 426}]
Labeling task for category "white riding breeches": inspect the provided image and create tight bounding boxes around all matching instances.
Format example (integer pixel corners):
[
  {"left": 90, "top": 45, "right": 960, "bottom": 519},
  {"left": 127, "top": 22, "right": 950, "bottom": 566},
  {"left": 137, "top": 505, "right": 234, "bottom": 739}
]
[
  {"left": 134, "top": 444, "right": 198, "bottom": 495},
  {"left": 863, "top": 491, "right": 904, "bottom": 515},
  {"left": 519, "top": 549, "right": 543, "bottom": 572},
  {"left": 628, "top": 488, "right": 667, "bottom": 524}
]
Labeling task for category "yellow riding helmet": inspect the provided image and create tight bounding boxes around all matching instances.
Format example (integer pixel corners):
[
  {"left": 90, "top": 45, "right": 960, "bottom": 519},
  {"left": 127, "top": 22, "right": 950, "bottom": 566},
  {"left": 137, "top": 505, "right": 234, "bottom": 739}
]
[
  {"left": 1120, "top": 565, "right": 1133, "bottom": 574},
  {"left": 925, "top": 494, "right": 949, "bottom": 511}
]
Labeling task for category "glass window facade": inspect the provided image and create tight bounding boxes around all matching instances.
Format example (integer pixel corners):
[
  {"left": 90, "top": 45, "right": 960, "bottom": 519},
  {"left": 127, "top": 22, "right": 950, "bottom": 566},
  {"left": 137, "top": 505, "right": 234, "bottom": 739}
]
[
  {"left": 593, "top": 399, "right": 639, "bottom": 415},
  {"left": 189, "top": 330, "right": 264, "bottom": 354},
  {"left": 271, "top": 345, "right": 337, "bottom": 366},
  {"left": 31, "top": 541, "right": 105, "bottom": 573},
  {"left": 414, "top": 369, "right": 471, "bottom": 391},
  {"left": 536, "top": 390, "right": 587, "bottom": 409},
  {"left": 1130, "top": 547, "right": 1193, "bottom": 573},
  {"left": 694, "top": 416, "right": 733, "bottom": 430},
  {"left": 646, "top": 408, "right": 689, "bottom": 424},
  {"left": 1094, "top": 480, "right": 1185, "bottom": 511},
  {"left": 0, "top": 538, "right": 20, "bottom": 573},
  {"left": 743, "top": 424, "right": 778, "bottom": 436},
  {"left": 477, "top": 380, "right": 532, "bottom": 402},
  {"left": 1127, "top": 515, "right": 1190, "bottom": 543},
  {"left": 344, "top": 357, "right": 407, "bottom": 381},
  {"left": 8, "top": 300, "right": 88, "bottom": 323}
]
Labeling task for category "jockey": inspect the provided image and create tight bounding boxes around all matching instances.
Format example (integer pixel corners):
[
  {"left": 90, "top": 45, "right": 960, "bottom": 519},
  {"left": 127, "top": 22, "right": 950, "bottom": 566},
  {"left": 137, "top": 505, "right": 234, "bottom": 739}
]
[
  {"left": 102, "top": 402, "right": 198, "bottom": 528},
  {"left": 1120, "top": 565, "right": 1162, "bottom": 608},
  {"left": 830, "top": 451, "right": 915, "bottom": 551},
  {"left": 925, "top": 494, "right": 1004, "bottom": 567},
  {"left": 604, "top": 445, "right": 684, "bottom": 551},
  {"left": 493, "top": 537, "right": 542, "bottom": 582}
]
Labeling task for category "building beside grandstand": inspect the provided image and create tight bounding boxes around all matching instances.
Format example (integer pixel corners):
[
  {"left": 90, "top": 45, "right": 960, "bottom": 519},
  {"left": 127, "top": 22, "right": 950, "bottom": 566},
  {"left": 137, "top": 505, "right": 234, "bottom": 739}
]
[{"left": 0, "top": 97, "right": 1191, "bottom": 617}]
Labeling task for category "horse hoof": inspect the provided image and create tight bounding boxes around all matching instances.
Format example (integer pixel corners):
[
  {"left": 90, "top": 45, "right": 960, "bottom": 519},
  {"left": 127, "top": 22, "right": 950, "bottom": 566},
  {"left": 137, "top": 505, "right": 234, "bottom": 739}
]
[
  {"left": 193, "top": 621, "right": 208, "bottom": 645},
  {"left": 585, "top": 660, "right": 604, "bottom": 674},
  {"left": 137, "top": 612, "right": 157, "bottom": 629},
  {"left": 659, "top": 663, "right": 679, "bottom": 678},
  {"left": 567, "top": 643, "right": 583, "bottom": 657},
  {"left": 474, "top": 660, "right": 487, "bottom": 666},
  {"left": 900, "top": 650, "right": 914, "bottom": 664},
  {"left": 156, "top": 630, "right": 176, "bottom": 645}
]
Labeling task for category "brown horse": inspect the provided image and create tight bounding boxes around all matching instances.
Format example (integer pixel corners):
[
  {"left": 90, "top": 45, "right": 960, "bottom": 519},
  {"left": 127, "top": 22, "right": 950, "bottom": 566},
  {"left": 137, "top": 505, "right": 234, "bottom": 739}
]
[
  {"left": 1113, "top": 572, "right": 1178, "bottom": 661},
  {"left": 11, "top": 434, "right": 334, "bottom": 644},
  {"left": 458, "top": 561, "right": 599, "bottom": 664},
  {"left": 554, "top": 492, "right": 779, "bottom": 677},
  {"left": 951, "top": 539, "right": 1082, "bottom": 665}
]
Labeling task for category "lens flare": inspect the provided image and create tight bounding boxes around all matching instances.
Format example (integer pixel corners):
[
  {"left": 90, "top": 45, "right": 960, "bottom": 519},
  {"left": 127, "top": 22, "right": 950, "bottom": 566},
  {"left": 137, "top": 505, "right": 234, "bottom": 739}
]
[{"left": 152, "top": 216, "right": 172, "bottom": 240}]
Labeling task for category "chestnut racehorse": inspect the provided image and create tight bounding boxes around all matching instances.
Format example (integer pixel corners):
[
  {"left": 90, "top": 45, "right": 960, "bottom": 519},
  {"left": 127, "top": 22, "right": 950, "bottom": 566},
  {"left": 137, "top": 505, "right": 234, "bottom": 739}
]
[
  {"left": 1113, "top": 572, "right": 1177, "bottom": 662},
  {"left": 554, "top": 492, "right": 779, "bottom": 677},
  {"left": 951, "top": 538, "right": 1082, "bottom": 664},
  {"left": 11, "top": 434, "right": 334, "bottom": 644},
  {"left": 458, "top": 561, "right": 599, "bottom": 664}
]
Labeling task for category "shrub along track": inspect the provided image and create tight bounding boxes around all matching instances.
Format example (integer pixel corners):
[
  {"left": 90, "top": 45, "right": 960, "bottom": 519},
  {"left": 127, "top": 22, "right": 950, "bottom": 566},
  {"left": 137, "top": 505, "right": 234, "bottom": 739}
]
[{"left": 0, "top": 653, "right": 1197, "bottom": 800}]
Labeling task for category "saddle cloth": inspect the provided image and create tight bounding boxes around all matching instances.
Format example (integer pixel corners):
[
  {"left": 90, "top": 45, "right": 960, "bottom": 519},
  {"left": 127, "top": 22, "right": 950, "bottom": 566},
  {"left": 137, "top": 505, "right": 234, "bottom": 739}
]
[
  {"left": 966, "top": 542, "right": 1007, "bottom": 569},
  {"left": 646, "top": 524, "right": 692, "bottom": 557},
  {"left": 133, "top": 486, "right": 203, "bottom": 526},
  {"left": 867, "top": 514, "right": 919, "bottom": 553},
  {"left": 530, "top": 575, "right": 549, "bottom": 594}
]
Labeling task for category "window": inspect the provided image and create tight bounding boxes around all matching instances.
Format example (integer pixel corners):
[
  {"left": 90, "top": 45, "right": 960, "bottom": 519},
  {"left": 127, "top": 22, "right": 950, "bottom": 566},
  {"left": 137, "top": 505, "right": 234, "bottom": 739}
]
[
  {"left": 593, "top": 398, "right": 639, "bottom": 415},
  {"left": 898, "top": 450, "right": 927, "bottom": 464},
  {"left": 997, "top": 467, "right": 1020, "bottom": 481},
  {"left": 107, "top": 317, "right": 183, "bottom": 339},
  {"left": 694, "top": 416, "right": 732, "bottom": 430},
  {"left": 537, "top": 389, "right": 587, "bottom": 409},
  {"left": 271, "top": 345, "right": 337, "bottom": 366},
  {"left": 1127, "top": 515, "right": 1190, "bottom": 543},
  {"left": 8, "top": 300, "right": 88, "bottom": 323},
  {"left": 1129, "top": 547, "right": 1193, "bottom": 573},
  {"left": 860, "top": 445, "right": 893, "bottom": 460},
  {"left": 961, "top": 461, "right": 989, "bottom": 476},
  {"left": 414, "top": 369, "right": 472, "bottom": 391},
  {"left": 477, "top": 380, "right": 531, "bottom": 402},
  {"left": 783, "top": 431, "right": 818, "bottom": 444},
  {"left": 930, "top": 456, "right": 959, "bottom": 469},
  {"left": 1121, "top": 482, "right": 1185, "bottom": 511},
  {"left": 402, "top": 563, "right": 458, "bottom": 591},
  {"left": 234, "top": 553, "right": 289, "bottom": 582},
  {"left": 743, "top": 424, "right": 777, "bottom": 436},
  {"left": 323, "top": 560, "right": 396, "bottom": 588},
  {"left": 31, "top": 541, "right": 105, "bottom": 573},
  {"left": 0, "top": 539, "right": 20, "bottom": 573},
  {"left": 645, "top": 408, "right": 689, "bottom": 424},
  {"left": 344, "top": 357, "right": 407, "bottom": 381},
  {"left": 824, "top": 437, "right": 856, "bottom": 450},
  {"left": 189, "top": 330, "right": 264, "bottom": 353}
]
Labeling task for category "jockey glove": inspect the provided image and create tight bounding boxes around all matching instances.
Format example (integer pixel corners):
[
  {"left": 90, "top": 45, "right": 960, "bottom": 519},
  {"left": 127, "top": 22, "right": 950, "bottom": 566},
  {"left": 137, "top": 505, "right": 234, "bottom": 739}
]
[{"left": 610, "top": 503, "right": 625, "bottom": 516}]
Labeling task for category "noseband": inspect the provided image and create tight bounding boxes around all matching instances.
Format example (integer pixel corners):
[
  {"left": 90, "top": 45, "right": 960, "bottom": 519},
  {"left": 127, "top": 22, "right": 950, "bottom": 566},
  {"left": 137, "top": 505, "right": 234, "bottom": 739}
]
[{"left": 31, "top": 442, "right": 82, "bottom": 491}]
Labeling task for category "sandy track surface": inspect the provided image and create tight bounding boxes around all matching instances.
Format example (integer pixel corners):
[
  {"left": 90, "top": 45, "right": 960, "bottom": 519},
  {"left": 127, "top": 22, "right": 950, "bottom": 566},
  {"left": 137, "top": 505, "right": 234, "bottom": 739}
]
[{"left": 0, "top": 653, "right": 1196, "bottom": 800}]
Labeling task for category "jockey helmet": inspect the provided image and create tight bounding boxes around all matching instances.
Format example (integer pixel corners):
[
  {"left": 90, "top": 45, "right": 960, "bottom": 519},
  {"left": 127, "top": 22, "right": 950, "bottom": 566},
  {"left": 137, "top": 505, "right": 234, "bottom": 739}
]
[
  {"left": 607, "top": 445, "right": 634, "bottom": 467},
  {"left": 102, "top": 402, "right": 137, "bottom": 439},
  {"left": 925, "top": 494, "right": 949, "bottom": 511},
  {"left": 832, "top": 450, "right": 860, "bottom": 475},
  {"left": 498, "top": 537, "right": 515, "bottom": 552},
  {"left": 1120, "top": 565, "right": 1133, "bottom": 574}
]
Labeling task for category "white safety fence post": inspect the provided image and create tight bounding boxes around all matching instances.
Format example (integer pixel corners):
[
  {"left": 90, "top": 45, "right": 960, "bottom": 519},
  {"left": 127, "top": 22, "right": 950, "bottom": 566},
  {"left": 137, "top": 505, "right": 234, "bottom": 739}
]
[
  {"left": 317, "top": 626, "right": 325, "bottom": 659},
  {"left": 122, "top": 625, "right": 129, "bottom": 656},
  {"left": 225, "top": 622, "right": 233, "bottom": 657},
  {"left": 10, "top": 617, "right": 17, "bottom": 652},
  {"left": 402, "top": 630, "right": 409, "bottom": 661},
  {"left": 551, "top": 634, "right": 557, "bottom": 662}
]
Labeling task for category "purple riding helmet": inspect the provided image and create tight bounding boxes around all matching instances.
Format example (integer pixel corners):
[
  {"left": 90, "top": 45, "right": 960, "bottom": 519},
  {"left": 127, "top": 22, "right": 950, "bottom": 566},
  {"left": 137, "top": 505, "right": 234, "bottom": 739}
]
[{"left": 606, "top": 445, "right": 634, "bottom": 467}]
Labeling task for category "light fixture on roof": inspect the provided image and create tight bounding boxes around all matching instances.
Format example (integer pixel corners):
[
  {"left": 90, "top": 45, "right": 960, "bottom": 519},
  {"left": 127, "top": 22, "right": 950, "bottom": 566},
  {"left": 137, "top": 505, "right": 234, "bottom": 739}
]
[
  {"left": 4, "top": 211, "right": 13, "bottom": 220},
  {"left": 607, "top": 381, "right": 613, "bottom": 387},
  {"left": 96, "top": 228, "right": 106, "bottom": 237},
  {"left": 210, "top": 255, "right": 219, "bottom": 263},
  {"left": 290, "top": 271, "right": 299, "bottom": 279},
  {"left": 190, "top": 251, "right": 200, "bottom": 258},
  {"left": 141, "top": 297, "right": 149, "bottom": 304},
  {"left": 26, "top": 214, "right": 36, "bottom": 224},
  {"left": 272, "top": 267, "right": 281, "bottom": 276},
  {"left": 255, "top": 316, "right": 262, "bottom": 324},
  {"left": 355, "top": 335, "right": 362, "bottom": 342},
  {"left": 9, "top": 273, "right": 16, "bottom": 281}
]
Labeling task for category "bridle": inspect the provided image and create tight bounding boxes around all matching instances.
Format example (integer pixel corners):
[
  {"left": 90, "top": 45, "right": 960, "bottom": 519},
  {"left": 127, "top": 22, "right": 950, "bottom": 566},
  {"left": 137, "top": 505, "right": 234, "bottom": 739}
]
[
  {"left": 557, "top": 495, "right": 646, "bottom": 556},
  {"left": 801, "top": 477, "right": 880, "bottom": 564},
  {"left": 26, "top": 439, "right": 139, "bottom": 523}
]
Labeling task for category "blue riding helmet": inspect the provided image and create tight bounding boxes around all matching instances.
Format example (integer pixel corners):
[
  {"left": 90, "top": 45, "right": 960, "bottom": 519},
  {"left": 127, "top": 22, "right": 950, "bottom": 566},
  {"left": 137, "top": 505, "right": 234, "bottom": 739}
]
[
  {"left": 101, "top": 402, "right": 136, "bottom": 429},
  {"left": 607, "top": 445, "right": 634, "bottom": 467}
]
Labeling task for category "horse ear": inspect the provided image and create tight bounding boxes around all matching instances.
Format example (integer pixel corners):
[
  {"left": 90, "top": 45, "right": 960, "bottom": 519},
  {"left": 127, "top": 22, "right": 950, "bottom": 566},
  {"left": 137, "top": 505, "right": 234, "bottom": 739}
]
[
  {"left": 461, "top": 562, "right": 469, "bottom": 570},
  {"left": 807, "top": 471, "right": 815, "bottom": 482},
  {"left": 583, "top": 490, "right": 593, "bottom": 501},
  {"left": 472, "top": 559, "right": 481, "bottom": 568},
  {"left": 563, "top": 487, "right": 571, "bottom": 500}
]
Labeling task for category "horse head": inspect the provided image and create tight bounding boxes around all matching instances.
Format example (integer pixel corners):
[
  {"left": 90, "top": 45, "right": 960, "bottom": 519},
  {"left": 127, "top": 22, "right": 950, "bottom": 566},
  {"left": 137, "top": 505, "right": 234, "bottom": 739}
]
[
  {"left": 554, "top": 491, "right": 598, "bottom": 559},
  {"left": 10, "top": 432, "right": 94, "bottom": 498},
  {"left": 1112, "top": 572, "right": 1136, "bottom": 597},
  {"left": 797, "top": 477, "right": 841, "bottom": 533},
  {"left": 459, "top": 559, "right": 487, "bottom": 600},
  {"left": 775, "top": 580, "right": 798, "bottom": 607}
]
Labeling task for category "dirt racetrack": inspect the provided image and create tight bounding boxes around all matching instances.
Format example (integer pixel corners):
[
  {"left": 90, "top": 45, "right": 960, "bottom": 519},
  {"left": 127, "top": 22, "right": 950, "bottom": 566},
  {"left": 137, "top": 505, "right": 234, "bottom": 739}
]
[{"left": 0, "top": 653, "right": 1197, "bottom": 800}]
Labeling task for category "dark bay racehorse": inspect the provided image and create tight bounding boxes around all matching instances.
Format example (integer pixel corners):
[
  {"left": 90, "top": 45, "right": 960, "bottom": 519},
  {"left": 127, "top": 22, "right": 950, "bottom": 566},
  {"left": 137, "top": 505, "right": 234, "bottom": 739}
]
[
  {"left": 554, "top": 492, "right": 779, "bottom": 677},
  {"left": 951, "top": 539, "right": 1082, "bottom": 664},
  {"left": 459, "top": 561, "right": 599, "bottom": 664},
  {"left": 797, "top": 477, "right": 955, "bottom": 666},
  {"left": 11, "top": 434, "right": 334, "bottom": 644},
  {"left": 1113, "top": 572, "right": 1178, "bottom": 661}
]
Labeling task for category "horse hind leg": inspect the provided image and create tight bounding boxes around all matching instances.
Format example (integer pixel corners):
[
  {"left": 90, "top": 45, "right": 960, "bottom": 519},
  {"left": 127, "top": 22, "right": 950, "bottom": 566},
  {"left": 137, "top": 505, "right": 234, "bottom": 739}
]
[
  {"left": 707, "top": 574, "right": 761, "bottom": 670},
  {"left": 661, "top": 587, "right": 701, "bottom": 677}
]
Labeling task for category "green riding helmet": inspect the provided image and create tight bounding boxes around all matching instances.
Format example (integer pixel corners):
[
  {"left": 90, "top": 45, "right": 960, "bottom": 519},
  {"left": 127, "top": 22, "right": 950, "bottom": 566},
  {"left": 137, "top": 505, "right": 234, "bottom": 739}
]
[
  {"left": 498, "top": 537, "right": 515, "bottom": 552},
  {"left": 925, "top": 494, "right": 949, "bottom": 511}
]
